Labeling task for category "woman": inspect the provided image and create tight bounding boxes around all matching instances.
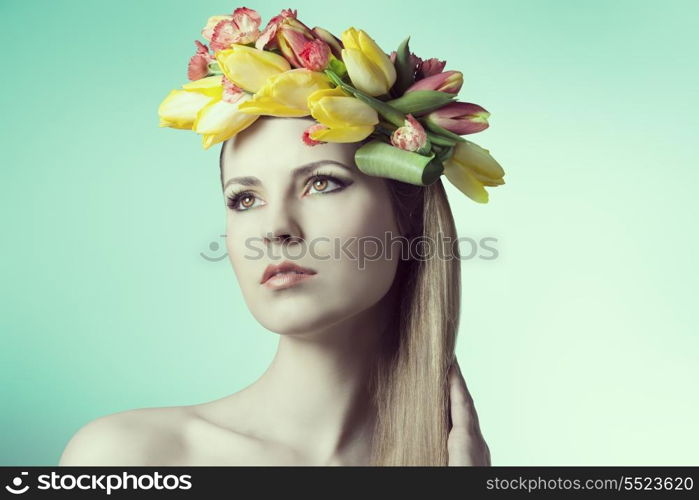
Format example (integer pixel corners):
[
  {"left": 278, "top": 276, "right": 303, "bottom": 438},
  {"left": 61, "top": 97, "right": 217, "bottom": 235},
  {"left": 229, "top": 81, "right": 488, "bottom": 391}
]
[
  {"left": 60, "top": 6, "right": 497, "bottom": 467},
  {"left": 59, "top": 115, "right": 490, "bottom": 466}
]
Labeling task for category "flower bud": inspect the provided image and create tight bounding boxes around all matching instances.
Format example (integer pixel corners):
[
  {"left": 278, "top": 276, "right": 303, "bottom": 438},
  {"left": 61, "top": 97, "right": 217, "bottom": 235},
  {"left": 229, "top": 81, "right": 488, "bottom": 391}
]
[
  {"left": 298, "top": 39, "right": 331, "bottom": 71},
  {"left": 427, "top": 102, "right": 490, "bottom": 135},
  {"left": 390, "top": 114, "right": 428, "bottom": 152},
  {"left": 275, "top": 16, "right": 333, "bottom": 71},
  {"left": 405, "top": 70, "right": 463, "bottom": 94},
  {"left": 341, "top": 27, "right": 396, "bottom": 96},
  {"left": 312, "top": 27, "right": 343, "bottom": 59},
  {"left": 443, "top": 140, "right": 505, "bottom": 203}
]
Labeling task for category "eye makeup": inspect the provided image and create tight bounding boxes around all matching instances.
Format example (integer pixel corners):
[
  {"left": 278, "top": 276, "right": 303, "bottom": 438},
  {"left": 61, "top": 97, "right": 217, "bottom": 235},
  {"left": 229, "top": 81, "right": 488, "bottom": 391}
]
[{"left": 225, "top": 168, "right": 352, "bottom": 212}]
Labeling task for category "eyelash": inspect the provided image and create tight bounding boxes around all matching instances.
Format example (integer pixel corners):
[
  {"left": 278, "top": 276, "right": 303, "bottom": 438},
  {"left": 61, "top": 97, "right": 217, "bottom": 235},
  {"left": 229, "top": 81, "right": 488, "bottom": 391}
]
[{"left": 226, "top": 170, "right": 348, "bottom": 212}]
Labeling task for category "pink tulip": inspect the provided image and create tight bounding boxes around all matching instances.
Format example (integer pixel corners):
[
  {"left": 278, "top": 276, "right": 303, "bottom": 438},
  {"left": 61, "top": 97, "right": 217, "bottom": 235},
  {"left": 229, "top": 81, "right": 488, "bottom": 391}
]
[
  {"left": 255, "top": 9, "right": 297, "bottom": 51},
  {"left": 405, "top": 70, "right": 463, "bottom": 94},
  {"left": 254, "top": 9, "right": 331, "bottom": 70},
  {"left": 426, "top": 102, "right": 490, "bottom": 135},
  {"left": 311, "top": 27, "right": 343, "bottom": 59},
  {"left": 391, "top": 114, "right": 428, "bottom": 152},
  {"left": 277, "top": 18, "right": 332, "bottom": 70}
]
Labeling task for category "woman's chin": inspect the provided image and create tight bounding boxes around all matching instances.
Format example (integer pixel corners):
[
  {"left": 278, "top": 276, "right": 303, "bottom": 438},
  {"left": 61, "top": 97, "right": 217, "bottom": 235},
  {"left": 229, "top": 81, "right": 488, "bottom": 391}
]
[{"left": 252, "top": 305, "right": 347, "bottom": 337}]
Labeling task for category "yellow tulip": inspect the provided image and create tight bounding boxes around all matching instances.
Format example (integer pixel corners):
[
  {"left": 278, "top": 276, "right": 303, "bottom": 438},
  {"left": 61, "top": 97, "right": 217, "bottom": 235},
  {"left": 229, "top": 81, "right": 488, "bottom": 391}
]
[
  {"left": 237, "top": 69, "right": 331, "bottom": 117},
  {"left": 158, "top": 75, "right": 260, "bottom": 148},
  {"left": 215, "top": 44, "right": 291, "bottom": 93},
  {"left": 443, "top": 140, "right": 505, "bottom": 203},
  {"left": 181, "top": 75, "right": 224, "bottom": 97},
  {"left": 193, "top": 93, "right": 260, "bottom": 150},
  {"left": 306, "top": 86, "right": 379, "bottom": 142},
  {"left": 341, "top": 27, "right": 396, "bottom": 96},
  {"left": 158, "top": 76, "right": 223, "bottom": 130}
]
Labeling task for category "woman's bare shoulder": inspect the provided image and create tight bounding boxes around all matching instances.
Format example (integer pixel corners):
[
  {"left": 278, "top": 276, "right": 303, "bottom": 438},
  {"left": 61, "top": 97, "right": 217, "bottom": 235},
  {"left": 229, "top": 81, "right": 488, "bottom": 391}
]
[{"left": 58, "top": 405, "right": 195, "bottom": 466}]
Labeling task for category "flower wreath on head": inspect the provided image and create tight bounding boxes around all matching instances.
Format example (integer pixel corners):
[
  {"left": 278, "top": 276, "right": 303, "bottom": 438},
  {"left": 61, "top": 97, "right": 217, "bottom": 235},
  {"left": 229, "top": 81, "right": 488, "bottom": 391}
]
[{"left": 158, "top": 6, "right": 505, "bottom": 203}]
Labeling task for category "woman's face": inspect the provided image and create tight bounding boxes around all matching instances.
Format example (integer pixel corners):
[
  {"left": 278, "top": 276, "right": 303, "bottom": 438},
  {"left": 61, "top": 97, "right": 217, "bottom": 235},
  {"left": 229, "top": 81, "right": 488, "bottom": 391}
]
[{"left": 221, "top": 116, "right": 401, "bottom": 336}]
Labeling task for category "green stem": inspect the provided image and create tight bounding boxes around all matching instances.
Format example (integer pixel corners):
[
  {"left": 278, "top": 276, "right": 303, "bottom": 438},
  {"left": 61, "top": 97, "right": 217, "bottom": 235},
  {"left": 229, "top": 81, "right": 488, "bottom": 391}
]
[
  {"left": 426, "top": 131, "right": 458, "bottom": 146},
  {"left": 325, "top": 70, "right": 406, "bottom": 127}
]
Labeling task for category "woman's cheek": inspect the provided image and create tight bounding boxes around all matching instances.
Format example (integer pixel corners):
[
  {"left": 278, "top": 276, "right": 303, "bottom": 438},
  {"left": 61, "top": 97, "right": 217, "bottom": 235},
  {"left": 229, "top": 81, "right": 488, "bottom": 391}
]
[{"left": 226, "top": 226, "right": 261, "bottom": 277}]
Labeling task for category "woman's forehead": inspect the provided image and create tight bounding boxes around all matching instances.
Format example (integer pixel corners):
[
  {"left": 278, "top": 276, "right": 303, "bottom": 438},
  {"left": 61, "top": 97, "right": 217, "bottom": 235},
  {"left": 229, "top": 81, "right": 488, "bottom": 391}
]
[{"left": 221, "top": 117, "right": 358, "bottom": 176}]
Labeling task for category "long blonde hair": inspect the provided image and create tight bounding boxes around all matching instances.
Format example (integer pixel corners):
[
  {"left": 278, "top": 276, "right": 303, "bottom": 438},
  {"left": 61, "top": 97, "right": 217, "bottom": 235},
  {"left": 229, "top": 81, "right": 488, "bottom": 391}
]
[{"left": 369, "top": 177, "right": 461, "bottom": 465}]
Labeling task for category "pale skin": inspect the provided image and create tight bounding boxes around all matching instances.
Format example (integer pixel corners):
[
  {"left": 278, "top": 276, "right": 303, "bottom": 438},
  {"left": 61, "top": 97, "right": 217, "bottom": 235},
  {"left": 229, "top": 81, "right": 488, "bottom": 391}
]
[
  {"left": 58, "top": 117, "right": 490, "bottom": 466},
  {"left": 447, "top": 358, "right": 491, "bottom": 466}
]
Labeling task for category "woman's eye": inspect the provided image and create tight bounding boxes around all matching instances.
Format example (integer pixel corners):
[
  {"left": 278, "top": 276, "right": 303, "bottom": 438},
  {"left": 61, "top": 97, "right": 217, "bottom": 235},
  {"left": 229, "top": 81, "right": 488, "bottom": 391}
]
[
  {"left": 307, "top": 176, "right": 344, "bottom": 195},
  {"left": 228, "top": 175, "right": 345, "bottom": 211},
  {"left": 228, "top": 193, "right": 264, "bottom": 212}
]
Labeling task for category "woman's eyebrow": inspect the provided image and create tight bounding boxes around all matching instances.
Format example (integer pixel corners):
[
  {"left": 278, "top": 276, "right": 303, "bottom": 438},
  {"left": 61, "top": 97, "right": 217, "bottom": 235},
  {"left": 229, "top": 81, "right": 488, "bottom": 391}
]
[{"left": 223, "top": 160, "right": 352, "bottom": 191}]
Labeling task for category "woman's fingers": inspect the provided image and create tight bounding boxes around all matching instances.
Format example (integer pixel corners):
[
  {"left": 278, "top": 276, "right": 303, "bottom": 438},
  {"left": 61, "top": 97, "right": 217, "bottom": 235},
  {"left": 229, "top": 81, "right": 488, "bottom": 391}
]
[
  {"left": 448, "top": 358, "right": 474, "bottom": 433},
  {"left": 447, "top": 357, "right": 492, "bottom": 466}
]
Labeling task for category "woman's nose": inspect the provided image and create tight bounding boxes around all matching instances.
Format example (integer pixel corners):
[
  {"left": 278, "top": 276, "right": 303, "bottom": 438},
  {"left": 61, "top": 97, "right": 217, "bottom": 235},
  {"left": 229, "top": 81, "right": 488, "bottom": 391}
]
[{"left": 261, "top": 203, "right": 303, "bottom": 246}]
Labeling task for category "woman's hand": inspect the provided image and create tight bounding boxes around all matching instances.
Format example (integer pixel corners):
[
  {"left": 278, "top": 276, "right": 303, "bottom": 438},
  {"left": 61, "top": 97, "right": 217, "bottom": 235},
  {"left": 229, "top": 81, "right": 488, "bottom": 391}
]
[{"left": 447, "top": 357, "right": 492, "bottom": 466}]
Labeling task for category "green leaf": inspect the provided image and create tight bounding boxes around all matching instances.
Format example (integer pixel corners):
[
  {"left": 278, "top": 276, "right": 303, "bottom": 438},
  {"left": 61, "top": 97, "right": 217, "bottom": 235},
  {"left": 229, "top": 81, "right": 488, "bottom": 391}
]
[
  {"left": 387, "top": 91, "right": 455, "bottom": 115},
  {"left": 416, "top": 137, "right": 433, "bottom": 155},
  {"left": 423, "top": 156, "right": 445, "bottom": 185},
  {"left": 392, "top": 36, "right": 414, "bottom": 95},
  {"left": 354, "top": 140, "right": 443, "bottom": 186},
  {"left": 436, "top": 145, "right": 455, "bottom": 163},
  {"left": 378, "top": 119, "right": 398, "bottom": 131}
]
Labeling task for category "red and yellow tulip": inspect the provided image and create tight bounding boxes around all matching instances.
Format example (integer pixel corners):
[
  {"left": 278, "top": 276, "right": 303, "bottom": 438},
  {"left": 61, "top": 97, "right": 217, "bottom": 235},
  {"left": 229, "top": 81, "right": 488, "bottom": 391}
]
[
  {"left": 426, "top": 102, "right": 490, "bottom": 135},
  {"left": 405, "top": 70, "right": 463, "bottom": 94}
]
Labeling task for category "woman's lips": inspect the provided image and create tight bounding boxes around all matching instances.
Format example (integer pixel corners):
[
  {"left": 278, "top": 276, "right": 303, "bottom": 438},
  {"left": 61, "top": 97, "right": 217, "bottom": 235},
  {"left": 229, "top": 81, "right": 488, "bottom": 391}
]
[
  {"left": 262, "top": 270, "right": 317, "bottom": 290},
  {"left": 260, "top": 260, "right": 317, "bottom": 287}
]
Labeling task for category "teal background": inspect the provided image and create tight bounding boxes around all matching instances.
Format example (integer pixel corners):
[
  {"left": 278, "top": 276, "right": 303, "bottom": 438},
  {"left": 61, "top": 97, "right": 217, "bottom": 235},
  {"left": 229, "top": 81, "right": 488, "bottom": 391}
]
[{"left": 1, "top": 0, "right": 697, "bottom": 465}]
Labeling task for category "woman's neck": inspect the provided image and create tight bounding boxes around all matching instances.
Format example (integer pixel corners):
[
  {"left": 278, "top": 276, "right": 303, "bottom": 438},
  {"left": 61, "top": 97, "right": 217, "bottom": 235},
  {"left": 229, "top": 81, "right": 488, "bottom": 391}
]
[{"left": 219, "top": 290, "right": 397, "bottom": 465}]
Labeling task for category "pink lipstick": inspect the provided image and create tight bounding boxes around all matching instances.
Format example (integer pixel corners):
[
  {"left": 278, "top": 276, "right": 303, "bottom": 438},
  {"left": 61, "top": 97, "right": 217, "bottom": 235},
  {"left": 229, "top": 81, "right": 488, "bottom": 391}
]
[{"left": 260, "top": 261, "right": 317, "bottom": 290}]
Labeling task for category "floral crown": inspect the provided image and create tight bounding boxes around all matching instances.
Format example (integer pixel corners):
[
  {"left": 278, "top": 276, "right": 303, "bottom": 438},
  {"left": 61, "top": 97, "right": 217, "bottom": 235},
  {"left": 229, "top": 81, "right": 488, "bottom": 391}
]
[{"left": 157, "top": 6, "right": 505, "bottom": 203}]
